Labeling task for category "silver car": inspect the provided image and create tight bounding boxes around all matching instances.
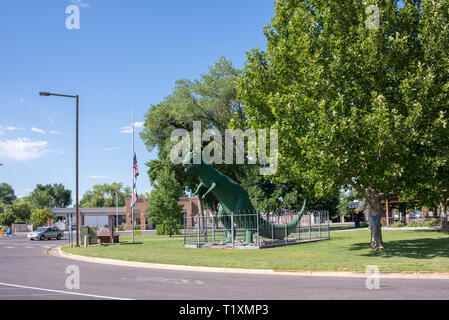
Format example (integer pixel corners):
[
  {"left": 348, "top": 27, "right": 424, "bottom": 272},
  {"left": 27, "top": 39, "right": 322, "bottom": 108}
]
[{"left": 27, "top": 227, "right": 64, "bottom": 241}]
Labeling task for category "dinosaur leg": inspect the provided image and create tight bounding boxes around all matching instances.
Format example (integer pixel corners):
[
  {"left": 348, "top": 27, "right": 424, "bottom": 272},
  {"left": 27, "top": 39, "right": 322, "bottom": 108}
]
[
  {"left": 218, "top": 206, "right": 233, "bottom": 244},
  {"left": 234, "top": 195, "right": 255, "bottom": 246},
  {"left": 245, "top": 230, "right": 253, "bottom": 245}
]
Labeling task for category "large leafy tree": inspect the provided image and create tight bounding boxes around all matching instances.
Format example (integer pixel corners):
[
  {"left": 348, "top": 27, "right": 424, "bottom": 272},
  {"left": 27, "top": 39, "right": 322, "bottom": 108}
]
[
  {"left": 80, "top": 183, "right": 131, "bottom": 208},
  {"left": 0, "top": 183, "right": 16, "bottom": 205},
  {"left": 29, "top": 184, "right": 72, "bottom": 210},
  {"left": 141, "top": 57, "right": 247, "bottom": 210},
  {"left": 241, "top": 165, "right": 338, "bottom": 215},
  {"left": 239, "top": 0, "right": 449, "bottom": 249},
  {"left": 400, "top": 0, "right": 449, "bottom": 231}
]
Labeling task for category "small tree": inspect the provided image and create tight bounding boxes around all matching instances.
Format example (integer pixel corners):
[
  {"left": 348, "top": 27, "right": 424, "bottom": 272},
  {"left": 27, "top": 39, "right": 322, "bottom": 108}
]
[
  {"left": 0, "top": 183, "right": 16, "bottom": 205},
  {"left": 0, "top": 209, "right": 16, "bottom": 227},
  {"left": 12, "top": 198, "right": 32, "bottom": 222},
  {"left": 30, "top": 209, "right": 54, "bottom": 227},
  {"left": 147, "top": 169, "right": 184, "bottom": 237}
]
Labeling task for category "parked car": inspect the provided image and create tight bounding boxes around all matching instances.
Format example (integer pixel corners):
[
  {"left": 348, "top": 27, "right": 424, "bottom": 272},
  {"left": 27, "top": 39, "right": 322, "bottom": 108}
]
[{"left": 27, "top": 227, "right": 64, "bottom": 241}]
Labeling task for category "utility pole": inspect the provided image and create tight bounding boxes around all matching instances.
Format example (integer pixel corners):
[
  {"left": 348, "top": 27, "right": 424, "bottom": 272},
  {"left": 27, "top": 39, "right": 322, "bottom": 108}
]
[{"left": 39, "top": 92, "right": 80, "bottom": 247}]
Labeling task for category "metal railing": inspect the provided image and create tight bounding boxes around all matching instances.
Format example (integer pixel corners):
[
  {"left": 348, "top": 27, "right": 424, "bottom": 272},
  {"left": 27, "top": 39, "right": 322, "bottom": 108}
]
[{"left": 184, "top": 210, "right": 330, "bottom": 249}]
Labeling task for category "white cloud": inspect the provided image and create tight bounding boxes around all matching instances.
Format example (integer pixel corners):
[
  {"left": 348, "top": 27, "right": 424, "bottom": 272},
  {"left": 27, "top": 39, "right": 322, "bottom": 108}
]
[
  {"left": 119, "top": 122, "right": 144, "bottom": 134},
  {"left": 50, "top": 130, "right": 61, "bottom": 135},
  {"left": 0, "top": 126, "right": 25, "bottom": 135},
  {"left": 7, "top": 126, "right": 25, "bottom": 131},
  {"left": 0, "top": 138, "right": 48, "bottom": 161},
  {"left": 87, "top": 176, "right": 113, "bottom": 179},
  {"left": 70, "top": 0, "right": 91, "bottom": 8},
  {"left": 31, "top": 127, "right": 46, "bottom": 134},
  {"left": 97, "top": 147, "right": 119, "bottom": 152},
  {"left": 19, "top": 98, "right": 24, "bottom": 103}
]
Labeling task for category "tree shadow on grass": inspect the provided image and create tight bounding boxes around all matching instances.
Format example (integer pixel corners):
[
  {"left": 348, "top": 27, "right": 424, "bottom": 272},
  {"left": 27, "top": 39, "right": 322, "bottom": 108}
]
[
  {"left": 349, "top": 237, "right": 449, "bottom": 259},
  {"left": 118, "top": 242, "right": 143, "bottom": 245}
]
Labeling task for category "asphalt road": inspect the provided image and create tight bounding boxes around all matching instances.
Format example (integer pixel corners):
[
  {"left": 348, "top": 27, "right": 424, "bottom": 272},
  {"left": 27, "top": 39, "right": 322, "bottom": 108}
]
[{"left": 0, "top": 233, "right": 449, "bottom": 300}]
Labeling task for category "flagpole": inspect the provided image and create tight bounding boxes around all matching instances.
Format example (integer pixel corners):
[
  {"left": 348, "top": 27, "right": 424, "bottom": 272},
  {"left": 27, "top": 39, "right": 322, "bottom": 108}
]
[
  {"left": 115, "top": 190, "right": 119, "bottom": 234},
  {"left": 132, "top": 110, "right": 135, "bottom": 244}
]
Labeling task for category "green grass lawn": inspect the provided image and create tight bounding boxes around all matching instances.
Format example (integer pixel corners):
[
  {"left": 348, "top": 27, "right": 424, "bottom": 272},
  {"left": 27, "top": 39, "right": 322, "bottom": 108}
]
[{"left": 62, "top": 230, "right": 449, "bottom": 272}]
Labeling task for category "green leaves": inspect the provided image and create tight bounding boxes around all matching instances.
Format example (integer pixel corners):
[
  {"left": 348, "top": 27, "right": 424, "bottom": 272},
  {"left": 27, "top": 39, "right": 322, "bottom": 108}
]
[
  {"left": 29, "top": 184, "right": 72, "bottom": 211},
  {"left": 80, "top": 183, "right": 131, "bottom": 208},
  {"left": 0, "top": 183, "right": 16, "bottom": 205},
  {"left": 239, "top": 0, "right": 449, "bottom": 207},
  {"left": 147, "top": 169, "right": 184, "bottom": 236},
  {"left": 29, "top": 209, "right": 54, "bottom": 227}
]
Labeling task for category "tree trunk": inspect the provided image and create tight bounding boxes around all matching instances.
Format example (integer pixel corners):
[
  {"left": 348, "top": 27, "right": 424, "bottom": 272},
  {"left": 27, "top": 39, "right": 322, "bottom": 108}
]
[
  {"left": 440, "top": 203, "right": 448, "bottom": 232},
  {"left": 367, "top": 194, "right": 385, "bottom": 250}
]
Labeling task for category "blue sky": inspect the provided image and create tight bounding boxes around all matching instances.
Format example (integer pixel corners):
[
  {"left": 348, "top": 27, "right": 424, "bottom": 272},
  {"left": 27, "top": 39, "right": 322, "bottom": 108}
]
[{"left": 0, "top": 0, "right": 274, "bottom": 202}]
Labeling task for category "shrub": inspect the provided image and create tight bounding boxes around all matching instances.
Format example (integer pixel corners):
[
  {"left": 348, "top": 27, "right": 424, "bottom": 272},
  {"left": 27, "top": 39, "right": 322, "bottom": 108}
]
[
  {"left": 360, "top": 222, "right": 369, "bottom": 228},
  {"left": 406, "top": 220, "right": 439, "bottom": 228},
  {"left": 156, "top": 224, "right": 181, "bottom": 236},
  {"left": 391, "top": 222, "right": 405, "bottom": 228},
  {"left": 407, "top": 221, "right": 419, "bottom": 227},
  {"left": 422, "top": 219, "right": 440, "bottom": 227}
]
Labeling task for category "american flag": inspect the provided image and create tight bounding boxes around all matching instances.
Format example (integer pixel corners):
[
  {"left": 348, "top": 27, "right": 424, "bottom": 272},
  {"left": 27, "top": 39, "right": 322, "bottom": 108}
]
[{"left": 133, "top": 153, "right": 139, "bottom": 179}]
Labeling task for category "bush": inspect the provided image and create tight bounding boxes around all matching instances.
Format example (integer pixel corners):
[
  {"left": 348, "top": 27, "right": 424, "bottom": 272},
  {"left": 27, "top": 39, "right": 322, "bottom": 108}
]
[
  {"left": 360, "top": 222, "right": 369, "bottom": 228},
  {"left": 406, "top": 219, "right": 439, "bottom": 228},
  {"left": 407, "top": 221, "right": 419, "bottom": 227},
  {"left": 423, "top": 218, "right": 440, "bottom": 227},
  {"left": 391, "top": 221, "right": 405, "bottom": 228},
  {"left": 156, "top": 224, "right": 181, "bottom": 236}
]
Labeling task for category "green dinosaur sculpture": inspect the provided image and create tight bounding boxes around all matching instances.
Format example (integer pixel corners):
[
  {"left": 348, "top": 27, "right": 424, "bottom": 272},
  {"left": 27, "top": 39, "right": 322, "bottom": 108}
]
[{"left": 182, "top": 152, "right": 306, "bottom": 245}]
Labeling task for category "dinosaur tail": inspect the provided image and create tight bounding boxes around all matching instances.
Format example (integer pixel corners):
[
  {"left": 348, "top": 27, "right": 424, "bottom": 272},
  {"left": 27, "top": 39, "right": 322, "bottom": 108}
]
[{"left": 257, "top": 199, "right": 307, "bottom": 240}]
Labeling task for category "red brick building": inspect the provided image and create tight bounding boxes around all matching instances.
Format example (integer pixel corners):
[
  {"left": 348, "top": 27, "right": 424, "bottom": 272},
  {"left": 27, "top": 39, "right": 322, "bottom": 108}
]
[{"left": 124, "top": 197, "right": 200, "bottom": 230}]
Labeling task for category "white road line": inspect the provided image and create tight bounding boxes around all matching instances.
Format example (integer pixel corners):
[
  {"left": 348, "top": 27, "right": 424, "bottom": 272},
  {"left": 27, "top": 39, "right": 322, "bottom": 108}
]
[
  {"left": 0, "top": 282, "right": 133, "bottom": 300},
  {"left": 5, "top": 247, "right": 15, "bottom": 249}
]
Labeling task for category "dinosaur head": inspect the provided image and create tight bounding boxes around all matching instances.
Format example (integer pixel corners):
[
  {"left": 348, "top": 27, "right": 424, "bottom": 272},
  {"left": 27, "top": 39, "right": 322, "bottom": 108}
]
[{"left": 182, "top": 152, "right": 203, "bottom": 173}]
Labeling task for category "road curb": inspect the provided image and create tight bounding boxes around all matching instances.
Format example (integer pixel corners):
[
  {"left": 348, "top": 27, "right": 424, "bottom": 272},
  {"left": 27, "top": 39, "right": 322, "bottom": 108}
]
[{"left": 52, "top": 246, "right": 449, "bottom": 280}]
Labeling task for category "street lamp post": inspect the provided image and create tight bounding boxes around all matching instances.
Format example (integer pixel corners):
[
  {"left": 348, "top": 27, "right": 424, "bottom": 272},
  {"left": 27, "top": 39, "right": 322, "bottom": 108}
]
[{"left": 39, "top": 91, "right": 80, "bottom": 247}]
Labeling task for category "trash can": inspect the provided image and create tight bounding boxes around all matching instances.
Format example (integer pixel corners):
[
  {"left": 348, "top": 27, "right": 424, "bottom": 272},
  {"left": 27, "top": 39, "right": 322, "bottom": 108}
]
[{"left": 355, "top": 221, "right": 360, "bottom": 228}]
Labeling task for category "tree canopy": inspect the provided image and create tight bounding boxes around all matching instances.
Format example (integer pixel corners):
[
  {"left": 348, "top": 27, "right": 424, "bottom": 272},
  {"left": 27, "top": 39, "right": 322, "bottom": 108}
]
[
  {"left": 80, "top": 183, "right": 131, "bottom": 208},
  {"left": 141, "top": 57, "right": 247, "bottom": 210},
  {"left": 238, "top": 0, "right": 449, "bottom": 248},
  {"left": 0, "top": 183, "right": 16, "bottom": 205},
  {"left": 29, "top": 184, "right": 72, "bottom": 210}
]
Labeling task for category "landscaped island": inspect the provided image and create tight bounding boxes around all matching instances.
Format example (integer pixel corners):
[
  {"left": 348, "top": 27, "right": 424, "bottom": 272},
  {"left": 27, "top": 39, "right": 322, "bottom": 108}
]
[{"left": 62, "top": 229, "right": 449, "bottom": 272}]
